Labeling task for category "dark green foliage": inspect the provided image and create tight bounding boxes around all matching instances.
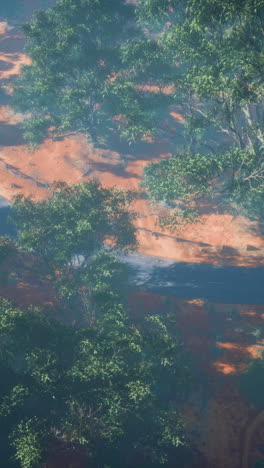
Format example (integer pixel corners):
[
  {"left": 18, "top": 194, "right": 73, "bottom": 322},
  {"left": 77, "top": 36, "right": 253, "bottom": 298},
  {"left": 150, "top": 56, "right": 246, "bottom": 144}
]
[
  {"left": 0, "top": 237, "right": 15, "bottom": 266},
  {"left": 142, "top": 151, "right": 222, "bottom": 228},
  {"left": 0, "top": 296, "right": 191, "bottom": 467},
  {"left": 11, "top": 417, "right": 49, "bottom": 468}
]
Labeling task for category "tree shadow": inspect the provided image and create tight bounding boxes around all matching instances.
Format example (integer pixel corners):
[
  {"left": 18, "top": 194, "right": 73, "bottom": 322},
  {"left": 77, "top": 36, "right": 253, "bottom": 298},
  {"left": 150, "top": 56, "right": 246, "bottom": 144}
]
[
  {"left": 101, "top": 132, "right": 176, "bottom": 161},
  {"left": 140, "top": 261, "right": 264, "bottom": 304},
  {"left": 0, "top": 87, "right": 11, "bottom": 105},
  {"left": 136, "top": 226, "right": 264, "bottom": 266},
  {"left": 87, "top": 160, "right": 140, "bottom": 179},
  {"left": 249, "top": 221, "right": 264, "bottom": 238},
  {"left": 0, "top": 205, "right": 16, "bottom": 237},
  {"left": 0, "top": 36, "right": 26, "bottom": 54},
  {"left": 136, "top": 226, "right": 211, "bottom": 246},
  {"left": 0, "top": 0, "right": 56, "bottom": 22},
  {"left": 196, "top": 245, "right": 264, "bottom": 267},
  {"left": 0, "top": 59, "right": 13, "bottom": 71},
  {"left": 195, "top": 195, "right": 232, "bottom": 217},
  {"left": 129, "top": 291, "right": 264, "bottom": 382},
  {"left": 0, "top": 157, "right": 49, "bottom": 188},
  {"left": 96, "top": 104, "right": 187, "bottom": 162},
  {"left": 0, "top": 121, "right": 25, "bottom": 146}
]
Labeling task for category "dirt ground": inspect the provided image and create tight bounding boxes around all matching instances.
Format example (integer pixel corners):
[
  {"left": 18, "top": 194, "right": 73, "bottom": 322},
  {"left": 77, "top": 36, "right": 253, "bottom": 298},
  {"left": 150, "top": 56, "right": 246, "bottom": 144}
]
[{"left": 0, "top": 4, "right": 264, "bottom": 468}]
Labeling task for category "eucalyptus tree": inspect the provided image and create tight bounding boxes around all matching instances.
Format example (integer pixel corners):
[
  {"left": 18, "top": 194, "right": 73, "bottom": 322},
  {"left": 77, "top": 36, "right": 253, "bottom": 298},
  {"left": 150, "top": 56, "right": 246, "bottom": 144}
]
[
  {"left": 9, "top": 180, "right": 137, "bottom": 317},
  {"left": 12, "top": 0, "right": 264, "bottom": 225},
  {"left": 139, "top": 0, "right": 264, "bottom": 225},
  {"left": 12, "top": 0, "right": 171, "bottom": 146}
]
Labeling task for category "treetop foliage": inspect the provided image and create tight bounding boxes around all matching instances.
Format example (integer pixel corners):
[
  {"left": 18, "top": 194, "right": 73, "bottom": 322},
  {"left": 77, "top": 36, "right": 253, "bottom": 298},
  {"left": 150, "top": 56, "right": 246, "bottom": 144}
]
[
  {"left": 9, "top": 180, "right": 138, "bottom": 318},
  {"left": 11, "top": 0, "right": 264, "bottom": 225},
  {"left": 12, "top": 0, "right": 171, "bottom": 146},
  {"left": 10, "top": 180, "right": 137, "bottom": 262},
  {"left": 139, "top": 0, "right": 264, "bottom": 225},
  {"left": 0, "top": 293, "right": 191, "bottom": 467}
]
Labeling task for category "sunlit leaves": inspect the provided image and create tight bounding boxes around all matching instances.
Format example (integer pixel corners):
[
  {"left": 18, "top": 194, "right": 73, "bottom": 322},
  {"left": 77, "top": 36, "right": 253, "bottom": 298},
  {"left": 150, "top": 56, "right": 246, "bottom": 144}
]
[
  {"left": 143, "top": 152, "right": 223, "bottom": 202},
  {"left": 10, "top": 180, "right": 137, "bottom": 267},
  {"left": 11, "top": 417, "right": 47, "bottom": 468}
]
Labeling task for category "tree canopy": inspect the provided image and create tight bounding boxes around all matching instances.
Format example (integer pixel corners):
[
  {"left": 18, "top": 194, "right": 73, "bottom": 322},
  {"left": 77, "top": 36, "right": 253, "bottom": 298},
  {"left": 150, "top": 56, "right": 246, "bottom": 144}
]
[
  {"left": 0, "top": 292, "right": 191, "bottom": 467},
  {"left": 12, "top": 0, "right": 171, "bottom": 146},
  {"left": 9, "top": 180, "right": 137, "bottom": 317},
  {"left": 1, "top": 175, "right": 194, "bottom": 467},
  {"left": 139, "top": 0, "right": 264, "bottom": 226},
  {"left": 12, "top": 0, "right": 264, "bottom": 225}
]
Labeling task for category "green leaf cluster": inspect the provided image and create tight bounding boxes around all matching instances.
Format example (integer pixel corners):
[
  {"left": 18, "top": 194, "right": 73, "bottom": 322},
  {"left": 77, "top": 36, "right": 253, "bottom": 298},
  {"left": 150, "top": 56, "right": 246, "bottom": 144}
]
[
  {"left": 1, "top": 180, "right": 193, "bottom": 465},
  {"left": 12, "top": 0, "right": 171, "bottom": 146},
  {"left": 0, "top": 237, "right": 15, "bottom": 266},
  {"left": 9, "top": 180, "right": 138, "bottom": 318},
  {"left": 138, "top": 0, "right": 264, "bottom": 226},
  {"left": 0, "top": 295, "right": 191, "bottom": 467}
]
